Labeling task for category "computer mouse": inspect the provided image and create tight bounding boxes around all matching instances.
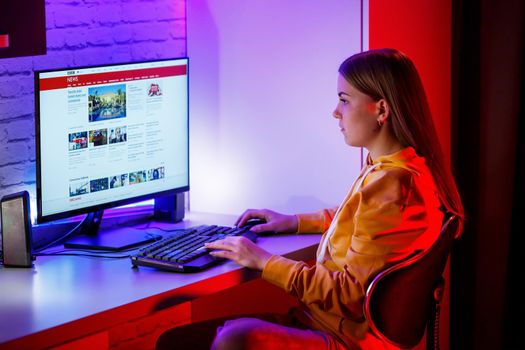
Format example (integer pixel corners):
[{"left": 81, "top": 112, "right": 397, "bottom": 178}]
[
  {"left": 243, "top": 218, "right": 267, "bottom": 227},
  {"left": 242, "top": 218, "right": 275, "bottom": 236}
]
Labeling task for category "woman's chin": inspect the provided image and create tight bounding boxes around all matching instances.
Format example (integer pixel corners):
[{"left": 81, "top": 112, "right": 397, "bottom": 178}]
[{"left": 343, "top": 137, "right": 358, "bottom": 147}]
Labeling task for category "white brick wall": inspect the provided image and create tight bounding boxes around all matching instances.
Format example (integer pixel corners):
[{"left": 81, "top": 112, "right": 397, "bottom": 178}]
[{"left": 0, "top": 0, "right": 186, "bottom": 219}]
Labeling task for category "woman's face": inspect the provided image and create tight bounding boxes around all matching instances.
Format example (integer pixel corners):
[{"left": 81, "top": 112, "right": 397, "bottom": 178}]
[{"left": 333, "top": 74, "right": 379, "bottom": 148}]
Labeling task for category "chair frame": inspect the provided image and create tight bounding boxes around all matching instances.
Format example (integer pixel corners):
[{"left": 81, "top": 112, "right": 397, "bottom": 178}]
[{"left": 363, "top": 215, "right": 460, "bottom": 349}]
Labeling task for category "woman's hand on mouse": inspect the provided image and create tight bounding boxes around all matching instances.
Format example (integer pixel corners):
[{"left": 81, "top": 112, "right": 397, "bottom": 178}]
[
  {"left": 205, "top": 236, "right": 273, "bottom": 270},
  {"left": 235, "top": 209, "right": 298, "bottom": 234}
]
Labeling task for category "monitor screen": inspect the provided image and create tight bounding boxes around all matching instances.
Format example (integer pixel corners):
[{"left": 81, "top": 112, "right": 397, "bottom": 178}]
[{"left": 35, "top": 58, "right": 189, "bottom": 223}]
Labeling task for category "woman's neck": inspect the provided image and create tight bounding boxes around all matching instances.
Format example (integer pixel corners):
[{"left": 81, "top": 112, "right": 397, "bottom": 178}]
[{"left": 366, "top": 136, "right": 404, "bottom": 161}]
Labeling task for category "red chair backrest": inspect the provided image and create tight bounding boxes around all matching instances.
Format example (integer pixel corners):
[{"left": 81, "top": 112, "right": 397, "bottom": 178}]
[{"left": 363, "top": 215, "right": 460, "bottom": 348}]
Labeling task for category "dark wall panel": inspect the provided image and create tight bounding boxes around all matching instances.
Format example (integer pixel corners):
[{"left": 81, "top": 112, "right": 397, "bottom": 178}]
[{"left": 0, "top": 0, "right": 46, "bottom": 58}]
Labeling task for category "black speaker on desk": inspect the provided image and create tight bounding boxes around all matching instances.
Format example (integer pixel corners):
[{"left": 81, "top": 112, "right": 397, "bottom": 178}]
[
  {"left": 154, "top": 192, "right": 185, "bottom": 222},
  {"left": 1, "top": 191, "right": 34, "bottom": 267}
]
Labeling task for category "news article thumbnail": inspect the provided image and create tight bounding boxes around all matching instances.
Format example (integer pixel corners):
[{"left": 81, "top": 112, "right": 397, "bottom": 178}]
[
  {"left": 89, "top": 129, "right": 108, "bottom": 147},
  {"left": 88, "top": 84, "right": 126, "bottom": 122},
  {"left": 147, "top": 82, "right": 163, "bottom": 97},
  {"left": 147, "top": 166, "right": 165, "bottom": 181},
  {"left": 69, "top": 177, "right": 89, "bottom": 197},
  {"left": 110, "top": 174, "right": 128, "bottom": 188},
  {"left": 108, "top": 126, "right": 127, "bottom": 144},
  {"left": 68, "top": 132, "right": 88, "bottom": 151},
  {"left": 129, "top": 171, "right": 147, "bottom": 185},
  {"left": 90, "top": 177, "right": 109, "bottom": 193}
]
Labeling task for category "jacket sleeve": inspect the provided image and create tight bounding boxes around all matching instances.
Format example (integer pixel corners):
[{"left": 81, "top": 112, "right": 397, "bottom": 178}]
[
  {"left": 296, "top": 208, "right": 337, "bottom": 233},
  {"left": 262, "top": 170, "right": 430, "bottom": 320}
]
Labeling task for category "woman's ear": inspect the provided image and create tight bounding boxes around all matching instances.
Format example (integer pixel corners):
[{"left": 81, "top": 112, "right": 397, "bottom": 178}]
[{"left": 376, "top": 99, "right": 389, "bottom": 126}]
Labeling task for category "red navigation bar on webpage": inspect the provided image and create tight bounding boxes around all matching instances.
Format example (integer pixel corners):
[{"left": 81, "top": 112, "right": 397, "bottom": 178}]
[{"left": 39, "top": 65, "right": 187, "bottom": 91}]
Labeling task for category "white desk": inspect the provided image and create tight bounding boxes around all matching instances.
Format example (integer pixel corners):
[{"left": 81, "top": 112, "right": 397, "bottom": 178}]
[{"left": 0, "top": 211, "right": 321, "bottom": 349}]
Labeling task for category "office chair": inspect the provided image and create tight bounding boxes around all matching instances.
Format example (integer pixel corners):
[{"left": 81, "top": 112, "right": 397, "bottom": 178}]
[{"left": 363, "top": 214, "right": 460, "bottom": 350}]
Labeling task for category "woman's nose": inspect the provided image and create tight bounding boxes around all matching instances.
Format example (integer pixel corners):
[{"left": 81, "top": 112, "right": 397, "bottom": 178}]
[{"left": 332, "top": 108, "right": 341, "bottom": 119}]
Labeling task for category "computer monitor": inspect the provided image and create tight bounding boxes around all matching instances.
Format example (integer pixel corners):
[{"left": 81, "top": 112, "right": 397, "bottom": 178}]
[{"left": 34, "top": 58, "right": 189, "bottom": 250}]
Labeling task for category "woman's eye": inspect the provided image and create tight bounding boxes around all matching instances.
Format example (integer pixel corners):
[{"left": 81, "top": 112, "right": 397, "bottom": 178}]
[{"left": 339, "top": 98, "right": 348, "bottom": 105}]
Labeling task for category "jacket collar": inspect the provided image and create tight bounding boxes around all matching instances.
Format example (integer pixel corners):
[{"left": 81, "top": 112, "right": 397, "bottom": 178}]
[{"left": 366, "top": 147, "right": 418, "bottom": 166}]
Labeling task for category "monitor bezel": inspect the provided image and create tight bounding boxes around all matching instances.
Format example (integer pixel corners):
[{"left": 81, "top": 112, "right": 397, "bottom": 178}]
[{"left": 34, "top": 57, "right": 190, "bottom": 224}]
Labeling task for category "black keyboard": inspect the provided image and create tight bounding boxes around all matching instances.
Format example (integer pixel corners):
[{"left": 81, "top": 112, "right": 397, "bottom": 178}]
[{"left": 130, "top": 224, "right": 257, "bottom": 272}]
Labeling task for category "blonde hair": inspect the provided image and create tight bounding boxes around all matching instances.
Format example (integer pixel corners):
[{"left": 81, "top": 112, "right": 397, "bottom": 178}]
[{"left": 339, "top": 48, "right": 464, "bottom": 220}]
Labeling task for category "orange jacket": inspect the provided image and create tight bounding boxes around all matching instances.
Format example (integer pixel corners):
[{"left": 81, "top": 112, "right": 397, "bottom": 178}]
[{"left": 262, "top": 147, "right": 443, "bottom": 349}]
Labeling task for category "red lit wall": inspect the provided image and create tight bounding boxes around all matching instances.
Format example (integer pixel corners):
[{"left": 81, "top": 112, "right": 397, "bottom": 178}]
[
  {"left": 369, "top": 0, "right": 452, "bottom": 162},
  {"left": 369, "top": 1, "right": 452, "bottom": 350}
]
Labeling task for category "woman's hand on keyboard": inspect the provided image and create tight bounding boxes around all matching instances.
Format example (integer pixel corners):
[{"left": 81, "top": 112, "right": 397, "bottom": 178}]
[
  {"left": 235, "top": 209, "right": 298, "bottom": 234},
  {"left": 205, "top": 236, "right": 273, "bottom": 271}
]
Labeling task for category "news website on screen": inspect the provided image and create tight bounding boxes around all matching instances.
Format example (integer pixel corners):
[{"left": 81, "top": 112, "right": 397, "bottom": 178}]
[{"left": 37, "top": 59, "right": 189, "bottom": 217}]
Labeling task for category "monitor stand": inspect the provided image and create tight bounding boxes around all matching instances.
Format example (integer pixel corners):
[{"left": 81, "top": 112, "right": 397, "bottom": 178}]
[{"left": 63, "top": 210, "right": 159, "bottom": 251}]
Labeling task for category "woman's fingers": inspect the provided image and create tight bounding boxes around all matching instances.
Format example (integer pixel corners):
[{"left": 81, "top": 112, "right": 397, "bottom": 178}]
[
  {"left": 236, "top": 209, "right": 298, "bottom": 233},
  {"left": 209, "top": 249, "right": 234, "bottom": 260},
  {"left": 249, "top": 222, "right": 272, "bottom": 233},
  {"left": 235, "top": 209, "right": 267, "bottom": 227},
  {"left": 204, "top": 239, "right": 230, "bottom": 251},
  {"left": 204, "top": 236, "right": 272, "bottom": 270},
  {"left": 235, "top": 209, "right": 253, "bottom": 227},
  {"left": 205, "top": 236, "right": 244, "bottom": 251}
]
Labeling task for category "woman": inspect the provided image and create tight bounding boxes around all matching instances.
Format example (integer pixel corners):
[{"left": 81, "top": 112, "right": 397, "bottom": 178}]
[{"left": 157, "top": 48, "right": 464, "bottom": 350}]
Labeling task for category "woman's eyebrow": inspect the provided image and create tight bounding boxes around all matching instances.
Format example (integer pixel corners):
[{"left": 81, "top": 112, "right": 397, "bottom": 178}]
[{"left": 338, "top": 92, "right": 350, "bottom": 97}]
